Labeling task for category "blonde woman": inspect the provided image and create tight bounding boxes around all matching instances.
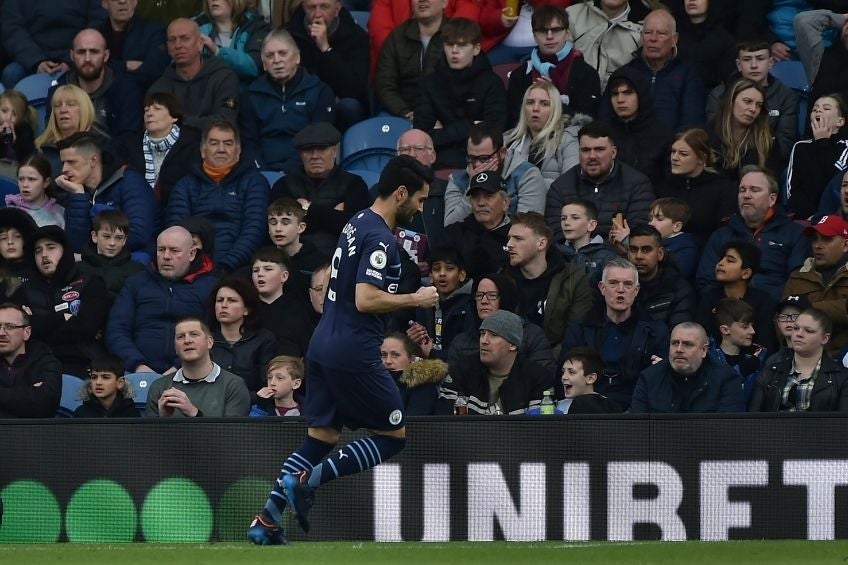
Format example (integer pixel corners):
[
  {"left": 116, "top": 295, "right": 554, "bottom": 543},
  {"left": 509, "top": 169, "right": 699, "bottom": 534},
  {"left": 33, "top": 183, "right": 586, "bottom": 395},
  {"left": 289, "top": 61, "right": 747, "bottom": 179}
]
[
  {"left": 35, "top": 85, "right": 105, "bottom": 177},
  {"left": 504, "top": 81, "right": 590, "bottom": 187}
]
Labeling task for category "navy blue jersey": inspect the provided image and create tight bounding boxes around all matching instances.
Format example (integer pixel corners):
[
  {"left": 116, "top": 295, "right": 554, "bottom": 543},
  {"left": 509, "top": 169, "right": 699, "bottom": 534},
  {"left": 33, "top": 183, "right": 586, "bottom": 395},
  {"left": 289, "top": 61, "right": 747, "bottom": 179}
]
[{"left": 308, "top": 208, "right": 402, "bottom": 370}]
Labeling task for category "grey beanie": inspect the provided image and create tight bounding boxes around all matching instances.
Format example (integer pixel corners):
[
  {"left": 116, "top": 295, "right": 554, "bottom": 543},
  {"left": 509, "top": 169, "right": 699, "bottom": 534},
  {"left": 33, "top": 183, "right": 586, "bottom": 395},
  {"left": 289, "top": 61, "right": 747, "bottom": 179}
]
[{"left": 479, "top": 310, "right": 523, "bottom": 346}]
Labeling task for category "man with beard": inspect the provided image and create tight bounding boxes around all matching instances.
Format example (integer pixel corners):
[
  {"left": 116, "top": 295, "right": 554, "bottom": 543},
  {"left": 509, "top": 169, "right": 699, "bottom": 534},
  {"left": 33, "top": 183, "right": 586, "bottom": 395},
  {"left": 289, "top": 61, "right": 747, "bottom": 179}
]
[
  {"left": 630, "top": 322, "right": 745, "bottom": 413},
  {"left": 247, "top": 156, "right": 438, "bottom": 546},
  {"left": 47, "top": 28, "right": 143, "bottom": 143}
]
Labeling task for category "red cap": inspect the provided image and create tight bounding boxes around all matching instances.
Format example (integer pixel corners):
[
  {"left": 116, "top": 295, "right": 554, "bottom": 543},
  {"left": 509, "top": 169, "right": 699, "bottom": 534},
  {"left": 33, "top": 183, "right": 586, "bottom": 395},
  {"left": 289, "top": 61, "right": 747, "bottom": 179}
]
[{"left": 804, "top": 215, "right": 848, "bottom": 238}]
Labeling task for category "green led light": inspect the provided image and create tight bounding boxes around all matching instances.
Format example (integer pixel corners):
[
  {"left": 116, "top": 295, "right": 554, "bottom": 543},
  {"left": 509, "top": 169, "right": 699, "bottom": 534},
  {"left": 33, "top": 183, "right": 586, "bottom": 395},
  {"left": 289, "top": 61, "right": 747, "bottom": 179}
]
[
  {"left": 141, "top": 478, "right": 212, "bottom": 542},
  {"left": 0, "top": 480, "right": 61, "bottom": 543},
  {"left": 216, "top": 478, "right": 269, "bottom": 541},
  {"left": 65, "top": 479, "right": 136, "bottom": 542}
]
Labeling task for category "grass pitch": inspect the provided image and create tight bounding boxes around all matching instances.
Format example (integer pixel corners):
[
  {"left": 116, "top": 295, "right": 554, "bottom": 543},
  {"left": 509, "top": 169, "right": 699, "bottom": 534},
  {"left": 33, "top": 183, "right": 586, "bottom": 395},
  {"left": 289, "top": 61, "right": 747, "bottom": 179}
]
[{"left": 0, "top": 541, "right": 847, "bottom": 565}]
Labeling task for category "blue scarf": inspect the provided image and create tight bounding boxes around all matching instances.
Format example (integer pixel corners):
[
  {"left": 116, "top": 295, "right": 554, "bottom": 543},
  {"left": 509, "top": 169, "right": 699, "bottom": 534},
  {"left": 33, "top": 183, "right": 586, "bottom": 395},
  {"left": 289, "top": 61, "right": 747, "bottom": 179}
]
[{"left": 530, "top": 41, "right": 573, "bottom": 78}]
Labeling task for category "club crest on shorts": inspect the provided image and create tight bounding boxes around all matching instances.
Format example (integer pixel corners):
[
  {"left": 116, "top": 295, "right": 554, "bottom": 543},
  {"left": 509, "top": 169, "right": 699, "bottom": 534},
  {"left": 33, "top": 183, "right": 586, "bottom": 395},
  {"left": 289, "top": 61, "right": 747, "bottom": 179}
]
[
  {"left": 388, "top": 409, "right": 403, "bottom": 425},
  {"left": 370, "top": 250, "right": 387, "bottom": 269}
]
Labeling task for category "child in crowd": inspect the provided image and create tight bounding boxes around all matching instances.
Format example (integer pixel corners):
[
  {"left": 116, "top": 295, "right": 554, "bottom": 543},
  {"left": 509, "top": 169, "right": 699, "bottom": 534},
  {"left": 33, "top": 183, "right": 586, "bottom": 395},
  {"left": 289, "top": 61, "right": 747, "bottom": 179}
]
[
  {"left": 648, "top": 197, "right": 698, "bottom": 281},
  {"left": 0, "top": 89, "right": 36, "bottom": 167},
  {"left": 266, "top": 197, "right": 330, "bottom": 297},
  {"left": 73, "top": 354, "right": 139, "bottom": 418},
  {"left": 558, "top": 347, "right": 621, "bottom": 414},
  {"left": 0, "top": 207, "right": 36, "bottom": 298},
  {"left": 559, "top": 199, "right": 619, "bottom": 292},
  {"left": 251, "top": 246, "right": 314, "bottom": 357},
  {"left": 407, "top": 246, "right": 475, "bottom": 360},
  {"left": 5, "top": 154, "right": 64, "bottom": 227},
  {"left": 77, "top": 209, "right": 144, "bottom": 301},
  {"left": 250, "top": 356, "right": 304, "bottom": 417},
  {"left": 695, "top": 240, "right": 777, "bottom": 353},
  {"left": 710, "top": 298, "right": 767, "bottom": 405},
  {"left": 381, "top": 332, "right": 446, "bottom": 416}
]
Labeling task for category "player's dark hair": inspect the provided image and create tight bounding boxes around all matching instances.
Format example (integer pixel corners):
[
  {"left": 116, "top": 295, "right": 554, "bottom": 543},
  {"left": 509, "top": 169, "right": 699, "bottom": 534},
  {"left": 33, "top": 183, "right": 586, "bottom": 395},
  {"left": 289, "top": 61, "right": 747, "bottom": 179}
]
[{"left": 374, "top": 155, "right": 433, "bottom": 199}]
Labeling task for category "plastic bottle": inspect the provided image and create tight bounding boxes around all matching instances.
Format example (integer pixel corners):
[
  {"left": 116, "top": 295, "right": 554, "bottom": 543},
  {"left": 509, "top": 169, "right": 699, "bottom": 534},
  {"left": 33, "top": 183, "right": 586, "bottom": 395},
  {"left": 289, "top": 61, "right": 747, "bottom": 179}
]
[
  {"left": 454, "top": 396, "right": 468, "bottom": 415},
  {"left": 539, "top": 389, "right": 555, "bottom": 415}
]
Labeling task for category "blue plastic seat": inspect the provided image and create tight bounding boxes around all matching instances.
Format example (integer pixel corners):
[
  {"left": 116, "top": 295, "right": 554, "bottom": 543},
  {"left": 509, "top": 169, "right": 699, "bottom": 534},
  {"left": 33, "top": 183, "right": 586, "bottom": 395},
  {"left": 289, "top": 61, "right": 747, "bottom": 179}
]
[
  {"left": 124, "top": 372, "right": 158, "bottom": 416},
  {"left": 57, "top": 374, "right": 85, "bottom": 418},
  {"left": 350, "top": 10, "right": 370, "bottom": 30},
  {"left": 340, "top": 116, "right": 411, "bottom": 171},
  {"left": 261, "top": 170, "right": 285, "bottom": 187},
  {"left": 771, "top": 61, "right": 810, "bottom": 137},
  {"left": 14, "top": 72, "right": 58, "bottom": 104},
  {"left": 347, "top": 168, "right": 381, "bottom": 194}
]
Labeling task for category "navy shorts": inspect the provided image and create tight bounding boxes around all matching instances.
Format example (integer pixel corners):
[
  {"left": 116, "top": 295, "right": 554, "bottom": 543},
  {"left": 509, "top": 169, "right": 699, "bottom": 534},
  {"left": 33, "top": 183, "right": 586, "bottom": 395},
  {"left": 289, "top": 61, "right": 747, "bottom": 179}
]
[{"left": 304, "top": 359, "right": 405, "bottom": 431}]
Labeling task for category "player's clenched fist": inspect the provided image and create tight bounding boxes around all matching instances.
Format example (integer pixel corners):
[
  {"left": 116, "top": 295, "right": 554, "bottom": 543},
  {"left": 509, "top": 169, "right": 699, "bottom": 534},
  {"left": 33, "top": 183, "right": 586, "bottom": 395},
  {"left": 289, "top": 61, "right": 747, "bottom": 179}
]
[{"left": 414, "top": 286, "right": 439, "bottom": 308}]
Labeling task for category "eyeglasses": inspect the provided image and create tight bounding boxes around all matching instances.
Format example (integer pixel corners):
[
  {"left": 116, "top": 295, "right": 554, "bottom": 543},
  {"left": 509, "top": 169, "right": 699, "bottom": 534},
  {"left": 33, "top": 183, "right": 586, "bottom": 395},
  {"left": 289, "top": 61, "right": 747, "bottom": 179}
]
[
  {"left": 398, "top": 145, "right": 433, "bottom": 156},
  {"left": 0, "top": 323, "right": 28, "bottom": 332},
  {"left": 474, "top": 291, "right": 500, "bottom": 301},
  {"left": 533, "top": 26, "right": 566, "bottom": 35},
  {"left": 777, "top": 313, "right": 800, "bottom": 322},
  {"left": 466, "top": 151, "right": 498, "bottom": 165}
]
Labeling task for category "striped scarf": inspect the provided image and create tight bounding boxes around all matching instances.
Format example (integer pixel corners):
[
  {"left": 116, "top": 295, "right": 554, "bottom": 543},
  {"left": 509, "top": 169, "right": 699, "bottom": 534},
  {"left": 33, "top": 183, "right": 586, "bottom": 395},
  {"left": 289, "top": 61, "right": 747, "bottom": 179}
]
[{"left": 142, "top": 125, "right": 180, "bottom": 188}]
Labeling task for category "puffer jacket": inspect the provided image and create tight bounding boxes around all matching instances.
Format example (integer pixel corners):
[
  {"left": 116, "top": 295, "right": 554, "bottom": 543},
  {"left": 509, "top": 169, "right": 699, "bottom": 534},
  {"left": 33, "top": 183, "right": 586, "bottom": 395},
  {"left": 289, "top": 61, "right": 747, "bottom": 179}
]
[
  {"left": 167, "top": 160, "right": 269, "bottom": 272},
  {"left": 546, "top": 159, "right": 654, "bottom": 244},
  {"left": 106, "top": 254, "right": 219, "bottom": 374}
]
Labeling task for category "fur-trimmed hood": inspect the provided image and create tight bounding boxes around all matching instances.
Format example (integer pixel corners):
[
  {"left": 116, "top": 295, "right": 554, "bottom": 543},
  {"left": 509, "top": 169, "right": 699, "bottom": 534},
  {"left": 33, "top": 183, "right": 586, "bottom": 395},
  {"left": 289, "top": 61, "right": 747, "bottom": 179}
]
[{"left": 399, "top": 358, "right": 448, "bottom": 389}]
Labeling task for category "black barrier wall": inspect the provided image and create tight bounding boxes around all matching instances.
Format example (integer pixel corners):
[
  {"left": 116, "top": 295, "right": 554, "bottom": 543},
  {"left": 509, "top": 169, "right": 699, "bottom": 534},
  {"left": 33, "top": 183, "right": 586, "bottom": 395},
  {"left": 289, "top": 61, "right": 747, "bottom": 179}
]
[{"left": 1, "top": 415, "right": 848, "bottom": 542}]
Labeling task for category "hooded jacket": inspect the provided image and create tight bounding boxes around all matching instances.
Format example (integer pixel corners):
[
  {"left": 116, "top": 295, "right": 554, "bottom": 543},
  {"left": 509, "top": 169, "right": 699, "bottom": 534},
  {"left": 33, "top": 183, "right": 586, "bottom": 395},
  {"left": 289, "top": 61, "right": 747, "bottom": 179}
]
[
  {"left": 73, "top": 396, "right": 140, "bottom": 418},
  {"left": 167, "top": 159, "right": 270, "bottom": 272},
  {"left": 546, "top": 160, "right": 655, "bottom": 244},
  {"left": 414, "top": 55, "right": 508, "bottom": 169},
  {"left": 10, "top": 226, "right": 109, "bottom": 378},
  {"left": 106, "top": 253, "right": 219, "bottom": 374},
  {"left": 240, "top": 68, "right": 336, "bottom": 173},
  {"left": 148, "top": 56, "right": 240, "bottom": 130},
  {"left": 286, "top": 5, "right": 369, "bottom": 105},
  {"left": 0, "top": 339, "right": 62, "bottom": 418},
  {"left": 63, "top": 154, "right": 156, "bottom": 254},
  {"left": 601, "top": 66, "right": 674, "bottom": 186}
]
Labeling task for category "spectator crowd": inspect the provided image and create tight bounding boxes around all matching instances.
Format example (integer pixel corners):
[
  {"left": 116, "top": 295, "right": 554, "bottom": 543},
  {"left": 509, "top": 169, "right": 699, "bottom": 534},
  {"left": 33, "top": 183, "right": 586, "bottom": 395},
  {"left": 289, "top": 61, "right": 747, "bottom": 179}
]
[{"left": 1, "top": 0, "right": 848, "bottom": 419}]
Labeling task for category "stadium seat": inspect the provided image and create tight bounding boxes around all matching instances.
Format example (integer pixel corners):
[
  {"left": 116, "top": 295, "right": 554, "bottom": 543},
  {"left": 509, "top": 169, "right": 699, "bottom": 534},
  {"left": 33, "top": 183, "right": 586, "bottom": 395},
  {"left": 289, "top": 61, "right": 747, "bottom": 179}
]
[
  {"left": 0, "top": 176, "right": 17, "bottom": 201},
  {"left": 261, "top": 170, "right": 285, "bottom": 187},
  {"left": 57, "top": 374, "right": 84, "bottom": 418},
  {"left": 348, "top": 168, "right": 381, "bottom": 193},
  {"left": 124, "top": 372, "right": 157, "bottom": 416},
  {"left": 14, "top": 72, "right": 58, "bottom": 103},
  {"left": 340, "top": 116, "right": 411, "bottom": 171},
  {"left": 770, "top": 60, "right": 810, "bottom": 137},
  {"left": 350, "top": 10, "right": 370, "bottom": 30}
]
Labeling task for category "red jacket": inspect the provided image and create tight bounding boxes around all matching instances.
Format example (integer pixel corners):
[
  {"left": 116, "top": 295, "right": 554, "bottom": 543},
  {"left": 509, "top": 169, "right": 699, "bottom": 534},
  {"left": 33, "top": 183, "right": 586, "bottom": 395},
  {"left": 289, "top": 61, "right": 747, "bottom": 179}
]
[{"left": 477, "top": 0, "right": 571, "bottom": 52}]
